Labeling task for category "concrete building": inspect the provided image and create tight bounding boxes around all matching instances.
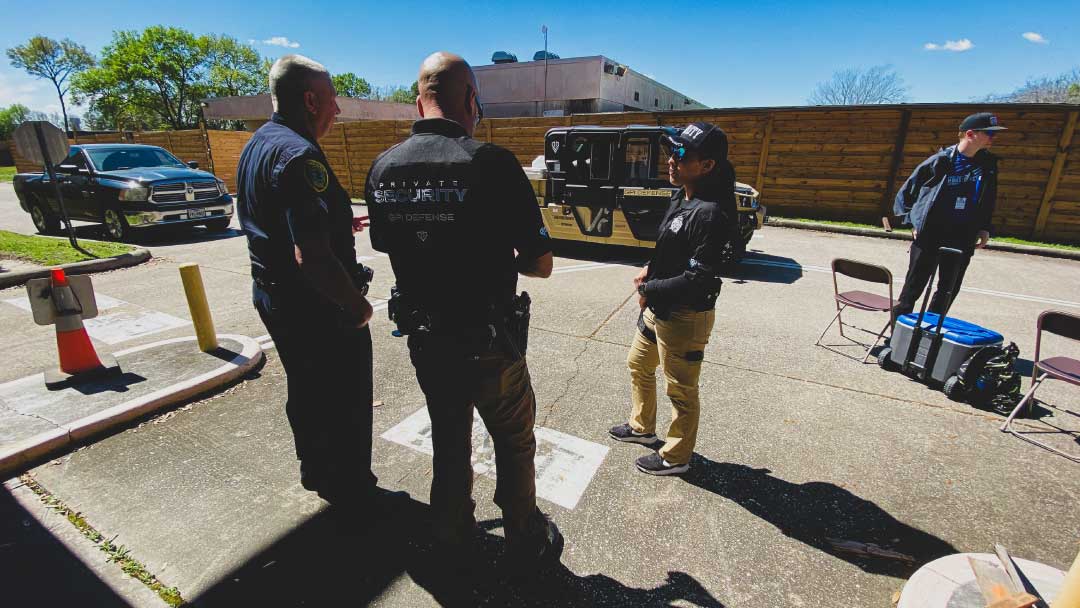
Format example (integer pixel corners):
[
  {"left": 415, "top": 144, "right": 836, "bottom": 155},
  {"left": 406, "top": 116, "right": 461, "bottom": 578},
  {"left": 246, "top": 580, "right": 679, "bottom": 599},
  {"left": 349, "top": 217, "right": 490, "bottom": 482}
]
[
  {"left": 474, "top": 55, "right": 707, "bottom": 118},
  {"left": 201, "top": 94, "right": 418, "bottom": 131}
]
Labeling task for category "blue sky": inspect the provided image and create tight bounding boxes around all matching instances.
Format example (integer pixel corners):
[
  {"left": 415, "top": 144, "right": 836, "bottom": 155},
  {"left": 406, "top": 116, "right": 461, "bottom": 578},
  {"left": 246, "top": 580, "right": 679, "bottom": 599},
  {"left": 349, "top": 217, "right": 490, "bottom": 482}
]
[{"left": 2, "top": 0, "right": 1077, "bottom": 116}]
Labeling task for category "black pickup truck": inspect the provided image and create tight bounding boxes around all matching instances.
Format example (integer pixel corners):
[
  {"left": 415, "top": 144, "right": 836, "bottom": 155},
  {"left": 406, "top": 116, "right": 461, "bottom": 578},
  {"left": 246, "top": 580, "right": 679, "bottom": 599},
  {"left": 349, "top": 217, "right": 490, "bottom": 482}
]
[{"left": 13, "top": 143, "right": 233, "bottom": 241}]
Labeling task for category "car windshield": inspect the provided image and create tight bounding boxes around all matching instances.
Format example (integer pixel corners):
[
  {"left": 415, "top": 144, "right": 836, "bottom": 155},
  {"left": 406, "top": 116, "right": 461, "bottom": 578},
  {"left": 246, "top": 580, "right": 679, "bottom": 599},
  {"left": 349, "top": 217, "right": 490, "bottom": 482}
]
[{"left": 86, "top": 148, "right": 185, "bottom": 172}]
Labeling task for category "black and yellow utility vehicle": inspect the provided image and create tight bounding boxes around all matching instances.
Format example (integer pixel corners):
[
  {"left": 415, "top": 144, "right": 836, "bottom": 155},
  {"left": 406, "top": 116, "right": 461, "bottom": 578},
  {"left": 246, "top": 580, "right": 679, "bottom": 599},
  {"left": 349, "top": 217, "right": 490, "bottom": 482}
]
[{"left": 525, "top": 125, "right": 765, "bottom": 259}]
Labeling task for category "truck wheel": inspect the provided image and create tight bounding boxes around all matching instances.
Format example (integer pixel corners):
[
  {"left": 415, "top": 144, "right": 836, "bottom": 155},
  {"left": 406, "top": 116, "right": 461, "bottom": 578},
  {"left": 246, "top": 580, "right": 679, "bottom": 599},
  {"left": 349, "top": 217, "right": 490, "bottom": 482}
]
[
  {"left": 943, "top": 375, "right": 965, "bottom": 401},
  {"left": 204, "top": 217, "right": 232, "bottom": 232},
  {"left": 103, "top": 208, "right": 131, "bottom": 241},
  {"left": 30, "top": 199, "right": 61, "bottom": 235},
  {"left": 877, "top": 347, "right": 894, "bottom": 371}
]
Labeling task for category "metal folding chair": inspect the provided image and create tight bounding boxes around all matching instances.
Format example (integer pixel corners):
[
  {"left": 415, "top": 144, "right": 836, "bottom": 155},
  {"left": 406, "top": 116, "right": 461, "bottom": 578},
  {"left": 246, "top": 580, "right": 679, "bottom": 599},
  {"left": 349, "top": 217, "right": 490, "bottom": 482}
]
[
  {"left": 814, "top": 258, "right": 894, "bottom": 363},
  {"left": 1000, "top": 310, "right": 1080, "bottom": 462}
]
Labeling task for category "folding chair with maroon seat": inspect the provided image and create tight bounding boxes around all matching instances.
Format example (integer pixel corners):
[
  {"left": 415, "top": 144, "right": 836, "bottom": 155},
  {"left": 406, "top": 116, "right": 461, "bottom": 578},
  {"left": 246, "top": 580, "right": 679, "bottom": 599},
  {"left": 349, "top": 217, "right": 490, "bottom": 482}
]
[
  {"left": 814, "top": 258, "right": 894, "bottom": 363},
  {"left": 1000, "top": 310, "right": 1080, "bottom": 462}
]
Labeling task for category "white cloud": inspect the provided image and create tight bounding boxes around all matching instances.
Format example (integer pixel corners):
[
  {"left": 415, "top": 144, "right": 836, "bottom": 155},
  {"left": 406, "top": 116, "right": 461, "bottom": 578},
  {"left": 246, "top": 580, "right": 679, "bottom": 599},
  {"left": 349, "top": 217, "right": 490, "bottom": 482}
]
[
  {"left": 0, "top": 69, "right": 62, "bottom": 111},
  {"left": 924, "top": 38, "right": 974, "bottom": 52},
  {"left": 262, "top": 36, "right": 300, "bottom": 48},
  {"left": 1022, "top": 32, "right": 1048, "bottom": 44}
]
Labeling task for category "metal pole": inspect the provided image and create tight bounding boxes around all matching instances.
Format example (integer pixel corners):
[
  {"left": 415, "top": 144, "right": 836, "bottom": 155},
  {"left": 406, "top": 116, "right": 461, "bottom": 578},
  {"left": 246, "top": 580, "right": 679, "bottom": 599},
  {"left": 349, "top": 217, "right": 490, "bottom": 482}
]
[
  {"left": 542, "top": 25, "right": 549, "bottom": 116},
  {"left": 33, "top": 122, "right": 92, "bottom": 257}
]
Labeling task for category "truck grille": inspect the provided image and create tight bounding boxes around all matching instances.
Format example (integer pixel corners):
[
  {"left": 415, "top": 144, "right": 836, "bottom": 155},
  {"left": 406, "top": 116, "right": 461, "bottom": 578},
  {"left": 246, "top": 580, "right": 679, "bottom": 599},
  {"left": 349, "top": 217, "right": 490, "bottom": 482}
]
[{"left": 150, "top": 181, "right": 220, "bottom": 204}]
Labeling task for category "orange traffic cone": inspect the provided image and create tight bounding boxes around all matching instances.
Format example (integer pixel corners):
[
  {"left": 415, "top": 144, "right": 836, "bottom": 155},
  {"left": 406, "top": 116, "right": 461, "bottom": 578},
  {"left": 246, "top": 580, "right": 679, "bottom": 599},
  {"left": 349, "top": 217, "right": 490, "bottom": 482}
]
[
  {"left": 44, "top": 268, "right": 120, "bottom": 389},
  {"left": 51, "top": 268, "right": 105, "bottom": 373}
]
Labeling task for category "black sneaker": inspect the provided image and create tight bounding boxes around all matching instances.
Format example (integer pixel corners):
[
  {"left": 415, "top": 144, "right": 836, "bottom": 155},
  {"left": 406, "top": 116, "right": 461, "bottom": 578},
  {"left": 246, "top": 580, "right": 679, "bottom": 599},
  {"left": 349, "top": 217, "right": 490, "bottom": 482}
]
[
  {"left": 635, "top": 452, "right": 689, "bottom": 476},
  {"left": 608, "top": 423, "right": 657, "bottom": 445}
]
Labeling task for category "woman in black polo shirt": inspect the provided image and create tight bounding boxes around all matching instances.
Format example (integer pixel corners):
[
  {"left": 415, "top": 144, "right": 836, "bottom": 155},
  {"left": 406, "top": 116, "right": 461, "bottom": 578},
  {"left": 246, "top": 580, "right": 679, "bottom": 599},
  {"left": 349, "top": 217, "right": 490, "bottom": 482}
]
[{"left": 608, "top": 121, "right": 737, "bottom": 476}]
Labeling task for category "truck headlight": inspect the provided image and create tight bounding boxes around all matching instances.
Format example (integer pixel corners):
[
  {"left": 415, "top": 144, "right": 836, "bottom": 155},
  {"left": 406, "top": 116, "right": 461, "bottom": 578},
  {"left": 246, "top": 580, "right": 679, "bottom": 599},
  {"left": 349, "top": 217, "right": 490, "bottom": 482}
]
[
  {"left": 119, "top": 186, "right": 149, "bottom": 202},
  {"left": 216, "top": 180, "right": 227, "bottom": 195}
]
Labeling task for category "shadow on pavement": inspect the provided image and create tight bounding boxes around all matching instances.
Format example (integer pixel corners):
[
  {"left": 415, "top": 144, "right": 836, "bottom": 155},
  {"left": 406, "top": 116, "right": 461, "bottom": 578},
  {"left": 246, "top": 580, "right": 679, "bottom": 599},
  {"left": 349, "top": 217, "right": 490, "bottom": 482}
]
[
  {"left": 70, "top": 372, "right": 147, "bottom": 396},
  {"left": 62, "top": 223, "right": 243, "bottom": 248},
  {"left": 0, "top": 486, "right": 134, "bottom": 607},
  {"left": 726, "top": 252, "right": 804, "bottom": 285},
  {"left": 551, "top": 241, "right": 652, "bottom": 265},
  {"left": 193, "top": 497, "right": 725, "bottom": 607},
  {"left": 682, "top": 458, "right": 956, "bottom": 578}
]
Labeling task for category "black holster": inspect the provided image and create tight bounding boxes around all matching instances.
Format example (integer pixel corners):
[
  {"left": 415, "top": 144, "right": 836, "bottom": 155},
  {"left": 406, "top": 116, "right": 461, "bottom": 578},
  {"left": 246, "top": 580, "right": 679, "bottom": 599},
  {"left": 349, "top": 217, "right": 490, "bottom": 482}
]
[{"left": 503, "top": 291, "right": 532, "bottom": 358}]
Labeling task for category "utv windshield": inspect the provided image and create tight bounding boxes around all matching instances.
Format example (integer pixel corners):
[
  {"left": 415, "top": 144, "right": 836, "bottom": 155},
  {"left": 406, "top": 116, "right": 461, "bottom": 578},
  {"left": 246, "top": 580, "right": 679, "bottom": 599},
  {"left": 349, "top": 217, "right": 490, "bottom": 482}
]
[{"left": 87, "top": 148, "right": 186, "bottom": 172}]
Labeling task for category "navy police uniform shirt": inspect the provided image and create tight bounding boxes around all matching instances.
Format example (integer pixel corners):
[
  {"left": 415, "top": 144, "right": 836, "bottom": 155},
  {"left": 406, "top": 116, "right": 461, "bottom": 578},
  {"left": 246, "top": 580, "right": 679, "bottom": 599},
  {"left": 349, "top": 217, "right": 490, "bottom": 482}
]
[
  {"left": 366, "top": 118, "right": 551, "bottom": 322},
  {"left": 236, "top": 113, "right": 359, "bottom": 304}
]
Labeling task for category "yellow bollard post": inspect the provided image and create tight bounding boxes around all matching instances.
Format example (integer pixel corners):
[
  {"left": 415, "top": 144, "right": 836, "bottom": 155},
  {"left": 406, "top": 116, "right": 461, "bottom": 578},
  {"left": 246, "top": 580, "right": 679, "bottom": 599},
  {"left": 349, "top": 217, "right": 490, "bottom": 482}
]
[
  {"left": 1055, "top": 546, "right": 1080, "bottom": 608},
  {"left": 179, "top": 263, "right": 218, "bottom": 352}
]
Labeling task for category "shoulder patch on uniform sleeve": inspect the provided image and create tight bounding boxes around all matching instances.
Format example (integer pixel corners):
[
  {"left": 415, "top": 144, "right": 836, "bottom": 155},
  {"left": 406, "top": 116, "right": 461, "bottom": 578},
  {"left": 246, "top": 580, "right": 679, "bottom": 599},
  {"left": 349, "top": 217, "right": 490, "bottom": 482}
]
[{"left": 304, "top": 159, "right": 329, "bottom": 192}]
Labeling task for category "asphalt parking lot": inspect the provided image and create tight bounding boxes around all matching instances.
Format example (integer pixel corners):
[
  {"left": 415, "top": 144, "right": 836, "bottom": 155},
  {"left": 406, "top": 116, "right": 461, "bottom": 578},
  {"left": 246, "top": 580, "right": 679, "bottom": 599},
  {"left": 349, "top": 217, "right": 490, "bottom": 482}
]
[{"left": 1, "top": 182, "right": 1078, "bottom": 607}]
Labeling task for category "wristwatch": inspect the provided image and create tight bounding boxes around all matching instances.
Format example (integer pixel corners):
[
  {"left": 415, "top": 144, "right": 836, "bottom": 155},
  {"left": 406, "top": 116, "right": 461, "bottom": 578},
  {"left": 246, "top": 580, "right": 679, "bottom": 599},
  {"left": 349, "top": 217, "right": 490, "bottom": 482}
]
[{"left": 637, "top": 281, "right": 648, "bottom": 297}]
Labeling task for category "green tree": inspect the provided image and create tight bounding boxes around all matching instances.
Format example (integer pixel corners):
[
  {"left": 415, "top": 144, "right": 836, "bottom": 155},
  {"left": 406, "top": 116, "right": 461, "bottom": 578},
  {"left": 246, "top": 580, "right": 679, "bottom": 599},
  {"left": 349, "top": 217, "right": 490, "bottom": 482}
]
[
  {"left": 0, "top": 104, "right": 31, "bottom": 139},
  {"left": 332, "top": 72, "right": 372, "bottom": 99},
  {"left": 73, "top": 26, "right": 213, "bottom": 130},
  {"left": 208, "top": 35, "right": 267, "bottom": 97},
  {"left": 378, "top": 81, "right": 419, "bottom": 104},
  {"left": 6, "top": 36, "right": 95, "bottom": 133}
]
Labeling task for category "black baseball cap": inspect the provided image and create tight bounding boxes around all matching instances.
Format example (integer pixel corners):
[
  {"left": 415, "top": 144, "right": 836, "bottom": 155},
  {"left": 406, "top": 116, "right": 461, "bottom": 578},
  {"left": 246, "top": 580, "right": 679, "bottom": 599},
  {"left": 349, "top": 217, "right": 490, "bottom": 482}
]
[
  {"left": 663, "top": 122, "right": 729, "bottom": 160},
  {"left": 959, "top": 112, "right": 1007, "bottom": 132}
]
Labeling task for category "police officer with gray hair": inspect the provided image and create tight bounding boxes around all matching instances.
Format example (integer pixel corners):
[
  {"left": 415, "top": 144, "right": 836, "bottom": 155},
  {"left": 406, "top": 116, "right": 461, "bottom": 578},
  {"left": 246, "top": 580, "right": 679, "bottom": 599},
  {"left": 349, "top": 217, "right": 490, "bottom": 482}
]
[{"left": 237, "top": 54, "right": 404, "bottom": 512}]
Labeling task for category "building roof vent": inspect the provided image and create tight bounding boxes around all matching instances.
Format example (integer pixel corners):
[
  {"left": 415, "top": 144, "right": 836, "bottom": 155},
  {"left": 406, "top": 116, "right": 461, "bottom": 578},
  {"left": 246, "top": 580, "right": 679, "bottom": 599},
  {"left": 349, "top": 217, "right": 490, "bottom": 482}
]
[
  {"left": 492, "top": 51, "right": 518, "bottom": 64},
  {"left": 533, "top": 51, "right": 560, "bottom": 61}
]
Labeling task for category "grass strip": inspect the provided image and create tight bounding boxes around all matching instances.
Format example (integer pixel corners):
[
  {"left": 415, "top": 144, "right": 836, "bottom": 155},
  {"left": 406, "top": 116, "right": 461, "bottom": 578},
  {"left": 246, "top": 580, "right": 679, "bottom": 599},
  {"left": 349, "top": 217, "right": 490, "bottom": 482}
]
[
  {"left": 773, "top": 216, "right": 1080, "bottom": 252},
  {"left": 19, "top": 474, "right": 185, "bottom": 607},
  {"left": 0, "top": 166, "right": 15, "bottom": 183},
  {"left": 0, "top": 230, "right": 134, "bottom": 266}
]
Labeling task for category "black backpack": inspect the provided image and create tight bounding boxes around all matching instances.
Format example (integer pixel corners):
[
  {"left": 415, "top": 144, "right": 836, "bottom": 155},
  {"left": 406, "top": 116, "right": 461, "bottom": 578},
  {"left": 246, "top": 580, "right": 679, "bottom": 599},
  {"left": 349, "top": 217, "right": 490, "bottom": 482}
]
[{"left": 944, "top": 342, "right": 1023, "bottom": 414}]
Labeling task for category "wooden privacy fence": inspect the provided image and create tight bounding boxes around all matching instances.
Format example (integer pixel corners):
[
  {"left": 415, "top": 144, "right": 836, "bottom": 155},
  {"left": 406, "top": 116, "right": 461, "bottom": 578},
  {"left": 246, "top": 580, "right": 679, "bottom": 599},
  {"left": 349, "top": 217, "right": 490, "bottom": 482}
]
[{"left": 9, "top": 104, "right": 1080, "bottom": 242}]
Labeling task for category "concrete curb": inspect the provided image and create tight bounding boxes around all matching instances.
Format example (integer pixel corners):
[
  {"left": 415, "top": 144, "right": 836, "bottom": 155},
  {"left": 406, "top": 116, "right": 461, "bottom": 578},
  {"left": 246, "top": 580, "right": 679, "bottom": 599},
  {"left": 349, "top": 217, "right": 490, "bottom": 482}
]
[
  {"left": 0, "top": 247, "right": 152, "bottom": 289},
  {"left": 766, "top": 219, "right": 1080, "bottom": 261},
  {"left": 0, "top": 334, "right": 263, "bottom": 478}
]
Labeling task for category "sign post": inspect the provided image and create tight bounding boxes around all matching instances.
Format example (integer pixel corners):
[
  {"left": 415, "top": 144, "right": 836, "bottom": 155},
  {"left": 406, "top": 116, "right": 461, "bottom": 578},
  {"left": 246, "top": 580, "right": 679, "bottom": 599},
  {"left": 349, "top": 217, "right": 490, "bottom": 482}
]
[{"left": 12, "top": 121, "right": 92, "bottom": 256}]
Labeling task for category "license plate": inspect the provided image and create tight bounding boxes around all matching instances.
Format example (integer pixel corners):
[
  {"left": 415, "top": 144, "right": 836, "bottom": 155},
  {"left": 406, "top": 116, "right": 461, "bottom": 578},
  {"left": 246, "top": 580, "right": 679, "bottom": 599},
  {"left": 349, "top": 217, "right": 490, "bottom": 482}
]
[{"left": 188, "top": 210, "right": 209, "bottom": 219}]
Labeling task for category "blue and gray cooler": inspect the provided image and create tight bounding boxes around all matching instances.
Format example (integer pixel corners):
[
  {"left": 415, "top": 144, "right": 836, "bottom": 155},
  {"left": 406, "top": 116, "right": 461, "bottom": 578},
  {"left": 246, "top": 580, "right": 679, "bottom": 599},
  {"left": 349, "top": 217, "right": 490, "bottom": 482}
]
[{"left": 886, "top": 313, "right": 1004, "bottom": 383}]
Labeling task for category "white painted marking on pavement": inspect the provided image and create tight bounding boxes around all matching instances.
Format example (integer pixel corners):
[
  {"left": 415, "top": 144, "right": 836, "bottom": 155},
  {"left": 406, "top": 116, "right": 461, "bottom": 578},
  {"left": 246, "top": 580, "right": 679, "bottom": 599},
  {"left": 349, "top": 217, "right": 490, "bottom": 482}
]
[
  {"left": 551, "top": 262, "right": 622, "bottom": 275},
  {"left": 254, "top": 334, "right": 271, "bottom": 343},
  {"left": 742, "top": 258, "right": 1080, "bottom": 308},
  {"left": 4, "top": 293, "right": 126, "bottom": 313},
  {"left": 83, "top": 311, "right": 190, "bottom": 345},
  {"left": 382, "top": 407, "right": 608, "bottom": 510},
  {"left": 4, "top": 293, "right": 192, "bottom": 343}
]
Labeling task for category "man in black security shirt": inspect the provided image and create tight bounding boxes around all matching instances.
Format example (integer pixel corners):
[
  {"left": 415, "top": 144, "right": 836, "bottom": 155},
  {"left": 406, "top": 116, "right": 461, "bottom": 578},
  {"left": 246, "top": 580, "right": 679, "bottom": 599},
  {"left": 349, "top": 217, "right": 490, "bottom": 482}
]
[
  {"left": 609, "top": 122, "right": 736, "bottom": 477},
  {"left": 237, "top": 55, "right": 401, "bottom": 512},
  {"left": 893, "top": 112, "right": 1004, "bottom": 316},
  {"left": 366, "top": 52, "right": 561, "bottom": 570}
]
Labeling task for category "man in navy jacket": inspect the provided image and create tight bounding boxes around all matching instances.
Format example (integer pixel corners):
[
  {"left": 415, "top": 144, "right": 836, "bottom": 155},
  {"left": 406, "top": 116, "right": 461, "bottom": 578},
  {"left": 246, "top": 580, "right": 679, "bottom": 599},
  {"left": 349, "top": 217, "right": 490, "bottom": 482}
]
[{"left": 893, "top": 112, "right": 1005, "bottom": 316}]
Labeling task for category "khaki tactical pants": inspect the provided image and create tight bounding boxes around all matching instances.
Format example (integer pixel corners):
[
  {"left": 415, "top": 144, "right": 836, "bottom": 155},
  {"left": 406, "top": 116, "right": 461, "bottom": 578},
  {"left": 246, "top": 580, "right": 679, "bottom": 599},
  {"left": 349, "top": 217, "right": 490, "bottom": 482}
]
[
  {"left": 408, "top": 334, "right": 542, "bottom": 548},
  {"left": 627, "top": 307, "right": 715, "bottom": 465}
]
